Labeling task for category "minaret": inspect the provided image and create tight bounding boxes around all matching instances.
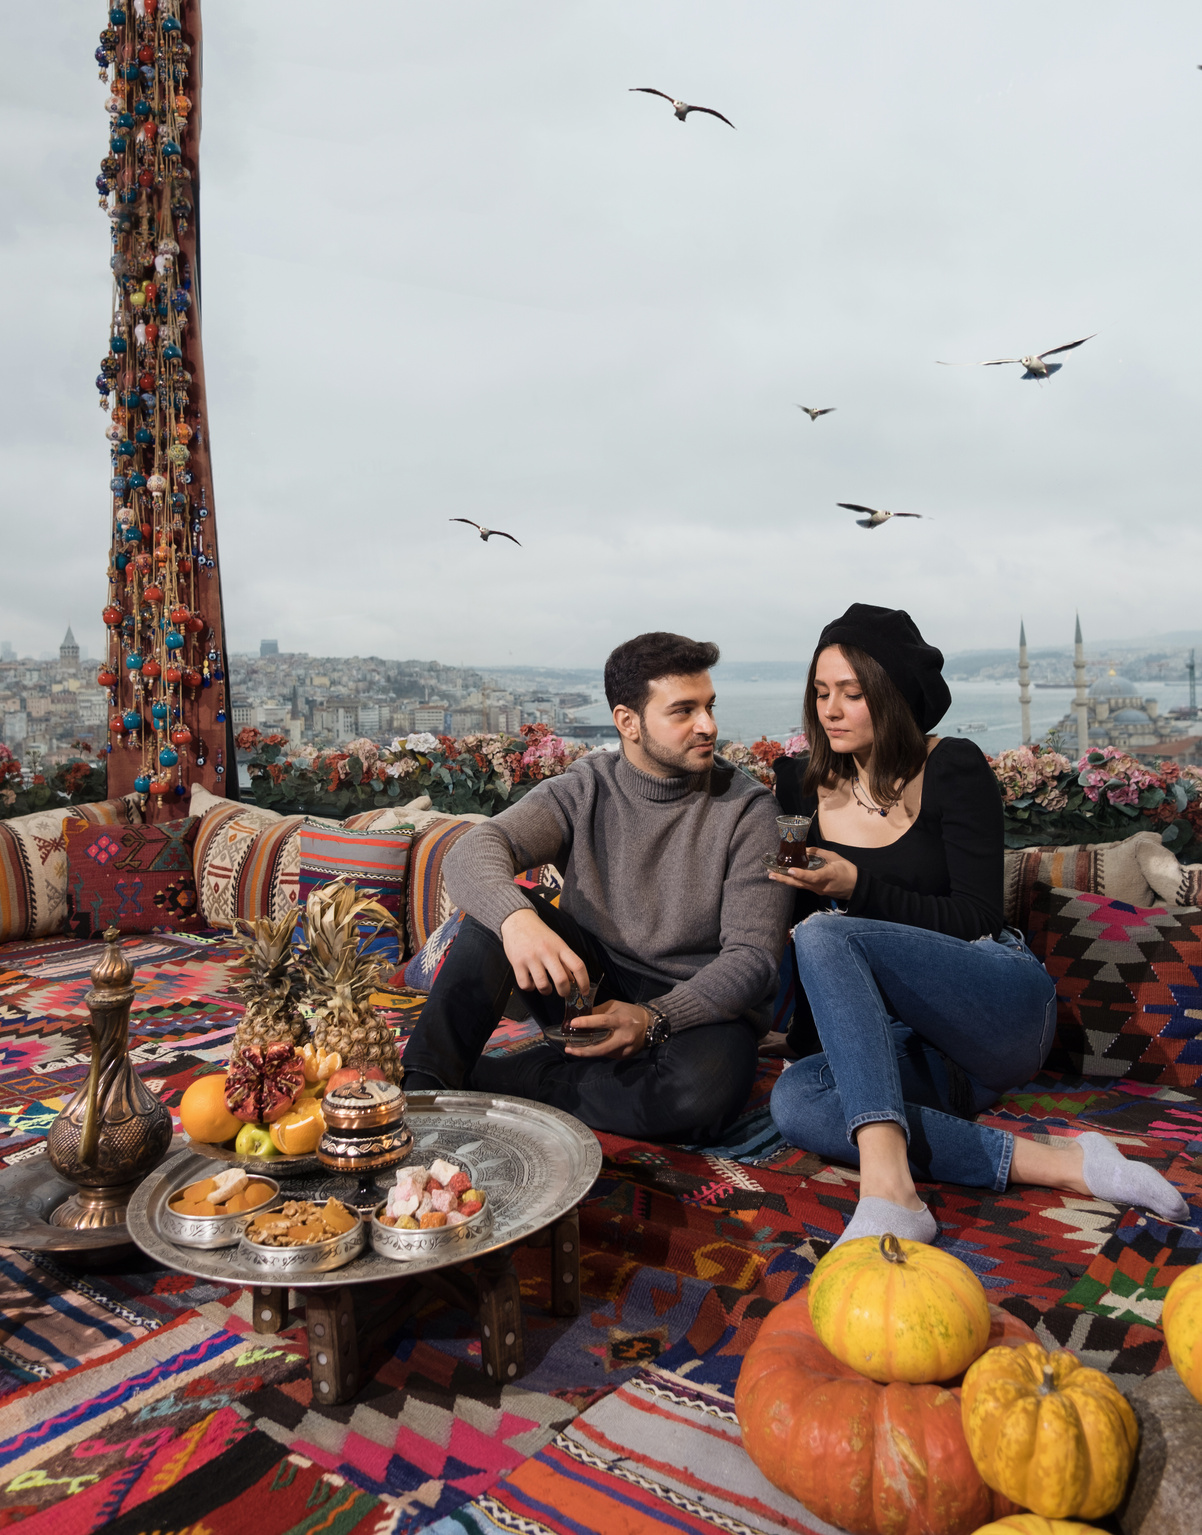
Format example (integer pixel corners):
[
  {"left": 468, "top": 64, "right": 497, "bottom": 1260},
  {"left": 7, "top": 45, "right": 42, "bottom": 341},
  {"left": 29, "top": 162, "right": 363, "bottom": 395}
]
[
  {"left": 1073, "top": 614, "right": 1089, "bottom": 759},
  {"left": 1018, "top": 620, "right": 1031, "bottom": 745}
]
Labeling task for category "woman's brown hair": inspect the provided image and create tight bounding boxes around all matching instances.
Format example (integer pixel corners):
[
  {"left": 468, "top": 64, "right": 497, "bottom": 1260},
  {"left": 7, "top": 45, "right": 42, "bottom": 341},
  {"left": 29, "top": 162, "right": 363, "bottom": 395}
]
[{"left": 801, "top": 643, "right": 929, "bottom": 808}]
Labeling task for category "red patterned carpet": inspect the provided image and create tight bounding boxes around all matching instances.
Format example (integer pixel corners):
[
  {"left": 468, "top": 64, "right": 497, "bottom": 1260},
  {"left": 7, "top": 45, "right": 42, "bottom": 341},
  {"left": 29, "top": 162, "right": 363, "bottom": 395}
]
[{"left": 0, "top": 930, "right": 1198, "bottom": 1534}]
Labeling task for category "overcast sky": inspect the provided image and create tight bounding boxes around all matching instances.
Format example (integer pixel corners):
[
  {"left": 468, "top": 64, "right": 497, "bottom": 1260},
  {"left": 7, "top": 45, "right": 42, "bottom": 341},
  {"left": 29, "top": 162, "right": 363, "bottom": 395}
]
[{"left": 2, "top": 2, "right": 1200, "bottom": 668}]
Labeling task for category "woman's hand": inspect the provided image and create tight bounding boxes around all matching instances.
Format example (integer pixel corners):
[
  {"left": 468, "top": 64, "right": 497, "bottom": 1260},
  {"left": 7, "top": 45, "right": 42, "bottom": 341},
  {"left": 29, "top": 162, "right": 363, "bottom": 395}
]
[{"left": 768, "top": 847, "right": 858, "bottom": 902}]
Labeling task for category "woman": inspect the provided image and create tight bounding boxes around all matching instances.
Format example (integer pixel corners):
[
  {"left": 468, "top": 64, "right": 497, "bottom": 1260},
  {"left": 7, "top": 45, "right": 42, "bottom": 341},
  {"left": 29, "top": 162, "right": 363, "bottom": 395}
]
[{"left": 770, "top": 603, "right": 1188, "bottom": 1248}]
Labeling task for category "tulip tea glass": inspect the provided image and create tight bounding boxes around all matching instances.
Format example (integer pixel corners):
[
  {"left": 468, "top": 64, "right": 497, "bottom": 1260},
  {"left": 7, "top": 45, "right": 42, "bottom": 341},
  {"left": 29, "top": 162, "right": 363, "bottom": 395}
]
[
  {"left": 540, "top": 975, "right": 612, "bottom": 1047},
  {"left": 762, "top": 814, "right": 825, "bottom": 875}
]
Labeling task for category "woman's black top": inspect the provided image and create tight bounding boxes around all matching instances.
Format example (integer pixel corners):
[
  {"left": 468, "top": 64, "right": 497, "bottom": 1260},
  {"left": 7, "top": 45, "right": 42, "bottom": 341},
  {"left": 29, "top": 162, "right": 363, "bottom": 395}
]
[{"left": 773, "top": 738, "right": 1005, "bottom": 941}]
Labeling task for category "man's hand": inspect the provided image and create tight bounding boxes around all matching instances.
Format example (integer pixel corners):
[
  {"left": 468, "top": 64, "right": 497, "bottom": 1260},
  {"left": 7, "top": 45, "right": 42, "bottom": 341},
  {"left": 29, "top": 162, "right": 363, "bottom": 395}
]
[
  {"left": 501, "top": 907, "right": 590, "bottom": 997},
  {"left": 767, "top": 846, "right": 858, "bottom": 902},
  {"left": 562, "top": 1000, "right": 650, "bottom": 1059}
]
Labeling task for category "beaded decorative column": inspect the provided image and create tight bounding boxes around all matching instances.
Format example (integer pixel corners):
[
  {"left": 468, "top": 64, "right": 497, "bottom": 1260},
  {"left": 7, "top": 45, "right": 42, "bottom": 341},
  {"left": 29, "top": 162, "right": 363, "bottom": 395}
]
[{"left": 94, "top": 0, "right": 237, "bottom": 819}]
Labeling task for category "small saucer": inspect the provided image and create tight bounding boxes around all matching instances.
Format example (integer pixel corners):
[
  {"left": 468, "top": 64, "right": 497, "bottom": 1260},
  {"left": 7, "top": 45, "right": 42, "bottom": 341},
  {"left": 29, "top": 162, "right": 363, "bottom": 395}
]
[
  {"left": 540, "top": 1023, "right": 615, "bottom": 1047},
  {"left": 762, "top": 852, "right": 824, "bottom": 874}
]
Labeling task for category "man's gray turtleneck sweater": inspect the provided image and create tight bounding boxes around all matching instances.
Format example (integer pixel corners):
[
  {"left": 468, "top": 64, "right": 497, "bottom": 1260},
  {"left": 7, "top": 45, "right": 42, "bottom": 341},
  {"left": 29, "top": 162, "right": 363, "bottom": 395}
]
[{"left": 441, "top": 751, "right": 793, "bottom": 1034}]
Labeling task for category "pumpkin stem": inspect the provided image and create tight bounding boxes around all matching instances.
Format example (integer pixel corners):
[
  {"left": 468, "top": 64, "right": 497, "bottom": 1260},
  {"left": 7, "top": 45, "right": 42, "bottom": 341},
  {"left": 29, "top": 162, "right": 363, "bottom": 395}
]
[
  {"left": 1039, "top": 1363, "right": 1056, "bottom": 1394},
  {"left": 879, "top": 1233, "right": 906, "bottom": 1265}
]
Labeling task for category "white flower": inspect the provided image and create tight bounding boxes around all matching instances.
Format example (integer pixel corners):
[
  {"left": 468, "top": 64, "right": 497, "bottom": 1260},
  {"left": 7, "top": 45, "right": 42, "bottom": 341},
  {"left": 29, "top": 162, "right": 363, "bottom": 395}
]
[{"left": 405, "top": 732, "right": 440, "bottom": 753}]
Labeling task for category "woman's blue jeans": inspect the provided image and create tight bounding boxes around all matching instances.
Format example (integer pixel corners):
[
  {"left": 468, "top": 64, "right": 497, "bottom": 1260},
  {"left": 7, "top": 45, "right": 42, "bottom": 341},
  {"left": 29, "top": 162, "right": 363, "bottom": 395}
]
[{"left": 769, "top": 913, "right": 1058, "bottom": 1191}]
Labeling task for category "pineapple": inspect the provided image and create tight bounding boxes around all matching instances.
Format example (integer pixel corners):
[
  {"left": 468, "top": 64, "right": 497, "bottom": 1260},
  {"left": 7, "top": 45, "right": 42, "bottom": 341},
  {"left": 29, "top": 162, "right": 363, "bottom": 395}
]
[
  {"left": 229, "top": 910, "right": 307, "bottom": 1063},
  {"left": 299, "top": 880, "right": 404, "bottom": 1085}
]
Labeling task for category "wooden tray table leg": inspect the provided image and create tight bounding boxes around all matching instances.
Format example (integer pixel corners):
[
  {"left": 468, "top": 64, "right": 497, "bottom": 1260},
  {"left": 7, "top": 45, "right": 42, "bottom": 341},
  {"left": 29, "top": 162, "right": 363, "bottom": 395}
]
[
  {"left": 549, "top": 1207, "right": 580, "bottom": 1318},
  {"left": 307, "top": 1286, "right": 359, "bottom": 1404},
  {"left": 251, "top": 1284, "right": 288, "bottom": 1334},
  {"left": 476, "top": 1247, "right": 524, "bottom": 1384}
]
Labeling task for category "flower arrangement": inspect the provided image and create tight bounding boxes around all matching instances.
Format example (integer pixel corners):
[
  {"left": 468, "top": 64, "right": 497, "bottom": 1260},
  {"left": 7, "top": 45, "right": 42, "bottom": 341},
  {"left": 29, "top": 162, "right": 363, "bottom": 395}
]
[
  {"left": 717, "top": 734, "right": 808, "bottom": 786},
  {"left": 988, "top": 744, "right": 1202, "bottom": 860},
  {"left": 0, "top": 743, "right": 109, "bottom": 821},
  {"left": 234, "top": 726, "right": 1202, "bottom": 863},
  {"left": 240, "top": 724, "right": 591, "bottom": 818}
]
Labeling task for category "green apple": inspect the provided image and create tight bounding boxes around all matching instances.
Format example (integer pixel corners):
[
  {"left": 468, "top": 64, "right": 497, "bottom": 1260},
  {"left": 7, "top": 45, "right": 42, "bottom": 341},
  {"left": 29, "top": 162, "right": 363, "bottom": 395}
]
[{"left": 234, "top": 1122, "right": 279, "bottom": 1158}]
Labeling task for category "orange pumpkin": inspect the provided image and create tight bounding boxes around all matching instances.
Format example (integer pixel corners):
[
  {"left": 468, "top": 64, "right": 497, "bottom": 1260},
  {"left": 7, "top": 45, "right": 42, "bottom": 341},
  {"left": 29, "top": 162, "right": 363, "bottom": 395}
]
[
  {"left": 969, "top": 1519, "right": 1108, "bottom": 1534},
  {"left": 809, "top": 1232, "right": 992, "bottom": 1383},
  {"left": 1162, "top": 1264, "right": 1202, "bottom": 1405},
  {"left": 961, "top": 1344, "right": 1138, "bottom": 1520},
  {"left": 735, "top": 1288, "right": 1033, "bottom": 1535}
]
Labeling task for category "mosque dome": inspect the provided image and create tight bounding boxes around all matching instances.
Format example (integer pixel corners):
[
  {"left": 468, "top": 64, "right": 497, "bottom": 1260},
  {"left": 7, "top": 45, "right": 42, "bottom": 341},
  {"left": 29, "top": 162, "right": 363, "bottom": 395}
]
[
  {"left": 1111, "top": 708, "right": 1151, "bottom": 724},
  {"left": 1089, "top": 671, "right": 1140, "bottom": 698}
]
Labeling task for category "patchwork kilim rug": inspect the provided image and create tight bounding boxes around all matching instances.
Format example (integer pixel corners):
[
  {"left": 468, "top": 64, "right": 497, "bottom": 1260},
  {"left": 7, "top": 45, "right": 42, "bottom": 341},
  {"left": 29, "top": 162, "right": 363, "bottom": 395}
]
[{"left": 0, "top": 931, "right": 1199, "bottom": 1534}]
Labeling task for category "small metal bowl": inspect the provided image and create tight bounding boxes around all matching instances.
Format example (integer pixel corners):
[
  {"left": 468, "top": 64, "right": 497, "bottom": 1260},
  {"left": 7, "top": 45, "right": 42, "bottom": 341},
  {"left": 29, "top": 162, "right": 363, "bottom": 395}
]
[
  {"left": 159, "top": 1175, "right": 283, "bottom": 1250},
  {"left": 236, "top": 1205, "right": 366, "bottom": 1276},
  {"left": 370, "top": 1196, "right": 492, "bottom": 1261}
]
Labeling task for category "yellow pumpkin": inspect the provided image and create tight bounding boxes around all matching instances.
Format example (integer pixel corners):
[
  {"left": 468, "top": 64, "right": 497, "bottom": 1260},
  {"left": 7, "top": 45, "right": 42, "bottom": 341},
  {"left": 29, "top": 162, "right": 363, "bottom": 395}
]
[
  {"left": 969, "top": 1519, "right": 1107, "bottom": 1534},
  {"left": 961, "top": 1343, "right": 1138, "bottom": 1520},
  {"left": 808, "top": 1231, "right": 991, "bottom": 1384},
  {"left": 1161, "top": 1263, "right": 1202, "bottom": 1405}
]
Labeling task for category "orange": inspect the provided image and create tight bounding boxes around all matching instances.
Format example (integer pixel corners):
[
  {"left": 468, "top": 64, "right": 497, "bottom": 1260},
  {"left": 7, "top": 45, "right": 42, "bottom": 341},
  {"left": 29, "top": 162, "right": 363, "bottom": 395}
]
[
  {"left": 269, "top": 1098, "right": 326, "bottom": 1155},
  {"left": 178, "top": 1073, "right": 242, "bottom": 1144}
]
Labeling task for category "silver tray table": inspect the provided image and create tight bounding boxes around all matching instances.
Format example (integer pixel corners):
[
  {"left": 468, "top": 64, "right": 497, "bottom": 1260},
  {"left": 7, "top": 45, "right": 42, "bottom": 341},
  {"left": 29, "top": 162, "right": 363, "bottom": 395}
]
[{"left": 127, "top": 1091, "right": 601, "bottom": 1402}]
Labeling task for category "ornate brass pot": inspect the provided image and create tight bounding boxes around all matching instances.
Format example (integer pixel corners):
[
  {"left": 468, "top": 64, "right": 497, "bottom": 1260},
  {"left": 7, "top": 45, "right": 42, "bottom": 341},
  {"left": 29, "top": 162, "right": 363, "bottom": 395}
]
[{"left": 45, "top": 928, "right": 172, "bottom": 1229}]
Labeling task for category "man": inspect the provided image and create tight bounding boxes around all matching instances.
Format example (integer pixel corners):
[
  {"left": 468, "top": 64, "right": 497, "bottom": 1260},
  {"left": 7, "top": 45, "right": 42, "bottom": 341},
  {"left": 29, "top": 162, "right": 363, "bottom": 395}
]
[{"left": 401, "top": 632, "right": 793, "bottom": 1142}]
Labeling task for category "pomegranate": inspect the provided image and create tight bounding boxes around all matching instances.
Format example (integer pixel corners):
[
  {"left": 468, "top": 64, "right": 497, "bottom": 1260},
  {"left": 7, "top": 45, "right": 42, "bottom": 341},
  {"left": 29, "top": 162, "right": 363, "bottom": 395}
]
[{"left": 224, "top": 1043, "right": 305, "bottom": 1124}]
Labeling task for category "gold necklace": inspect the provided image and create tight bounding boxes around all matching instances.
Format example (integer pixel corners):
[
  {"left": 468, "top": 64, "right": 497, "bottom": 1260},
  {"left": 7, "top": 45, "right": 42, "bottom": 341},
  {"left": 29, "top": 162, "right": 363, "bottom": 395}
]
[{"left": 851, "top": 773, "right": 889, "bottom": 817}]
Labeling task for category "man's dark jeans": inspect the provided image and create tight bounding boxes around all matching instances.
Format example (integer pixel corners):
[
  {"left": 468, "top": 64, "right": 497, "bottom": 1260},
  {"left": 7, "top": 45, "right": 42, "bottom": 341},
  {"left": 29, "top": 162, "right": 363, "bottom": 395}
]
[{"left": 402, "top": 893, "right": 758, "bottom": 1143}]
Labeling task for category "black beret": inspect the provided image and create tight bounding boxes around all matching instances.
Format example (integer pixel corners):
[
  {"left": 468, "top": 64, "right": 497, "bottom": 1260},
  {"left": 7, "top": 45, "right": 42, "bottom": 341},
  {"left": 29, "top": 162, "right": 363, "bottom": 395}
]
[{"left": 816, "top": 604, "right": 951, "bottom": 732}]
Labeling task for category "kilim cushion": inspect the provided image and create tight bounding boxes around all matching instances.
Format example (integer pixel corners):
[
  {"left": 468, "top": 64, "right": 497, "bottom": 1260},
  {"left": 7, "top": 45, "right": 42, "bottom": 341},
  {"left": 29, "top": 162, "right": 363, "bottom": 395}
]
[
  {"left": 193, "top": 800, "right": 297, "bottom": 929},
  {"left": 298, "top": 820, "right": 413, "bottom": 964},
  {"left": 0, "top": 795, "right": 143, "bottom": 942},
  {"left": 1028, "top": 887, "right": 1202, "bottom": 1086},
  {"left": 62, "top": 815, "right": 201, "bottom": 937},
  {"left": 1004, "top": 835, "right": 1159, "bottom": 931},
  {"left": 405, "top": 816, "right": 483, "bottom": 954},
  {"left": 397, "top": 864, "right": 563, "bottom": 992}
]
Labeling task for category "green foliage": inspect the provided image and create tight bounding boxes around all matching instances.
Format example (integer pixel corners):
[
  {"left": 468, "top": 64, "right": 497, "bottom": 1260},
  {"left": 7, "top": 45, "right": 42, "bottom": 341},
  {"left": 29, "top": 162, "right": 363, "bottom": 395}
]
[{"left": 0, "top": 754, "right": 108, "bottom": 821}]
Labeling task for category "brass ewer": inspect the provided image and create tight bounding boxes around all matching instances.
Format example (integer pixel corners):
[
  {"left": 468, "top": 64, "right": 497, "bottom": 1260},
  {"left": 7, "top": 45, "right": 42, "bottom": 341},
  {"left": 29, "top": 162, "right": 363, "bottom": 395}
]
[{"left": 45, "top": 928, "right": 172, "bottom": 1229}]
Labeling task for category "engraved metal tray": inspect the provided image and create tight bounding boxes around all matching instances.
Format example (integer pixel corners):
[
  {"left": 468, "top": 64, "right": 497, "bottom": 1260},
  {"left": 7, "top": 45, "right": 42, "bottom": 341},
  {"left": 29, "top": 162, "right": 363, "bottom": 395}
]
[{"left": 127, "top": 1090, "right": 601, "bottom": 1287}]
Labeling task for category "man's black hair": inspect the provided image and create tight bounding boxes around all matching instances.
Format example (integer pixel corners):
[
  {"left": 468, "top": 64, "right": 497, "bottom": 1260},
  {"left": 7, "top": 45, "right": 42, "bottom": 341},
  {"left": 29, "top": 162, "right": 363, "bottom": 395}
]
[{"left": 604, "top": 632, "right": 720, "bottom": 715}]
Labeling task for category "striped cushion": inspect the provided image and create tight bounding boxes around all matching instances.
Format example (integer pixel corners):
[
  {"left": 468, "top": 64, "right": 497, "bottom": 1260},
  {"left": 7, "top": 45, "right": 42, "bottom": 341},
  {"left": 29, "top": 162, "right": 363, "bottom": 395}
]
[
  {"left": 194, "top": 802, "right": 294, "bottom": 929},
  {"left": 406, "top": 817, "right": 479, "bottom": 955},
  {"left": 298, "top": 821, "right": 414, "bottom": 964},
  {"left": 0, "top": 796, "right": 143, "bottom": 941}
]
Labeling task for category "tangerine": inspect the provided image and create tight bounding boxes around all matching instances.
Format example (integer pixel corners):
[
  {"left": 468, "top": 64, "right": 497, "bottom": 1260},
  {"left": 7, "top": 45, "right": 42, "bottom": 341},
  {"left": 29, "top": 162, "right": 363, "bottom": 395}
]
[
  {"left": 269, "top": 1098, "right": 325, "bottom": 1155},
  {"left": 179, "top": 1073, "right": 242, "bottom": 1144}
]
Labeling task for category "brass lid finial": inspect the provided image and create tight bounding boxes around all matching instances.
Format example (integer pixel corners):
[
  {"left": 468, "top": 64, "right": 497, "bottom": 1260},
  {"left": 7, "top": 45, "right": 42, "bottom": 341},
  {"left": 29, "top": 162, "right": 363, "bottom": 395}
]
[{"left": 91, "top": 927, "right": 134, "bottom": 990}]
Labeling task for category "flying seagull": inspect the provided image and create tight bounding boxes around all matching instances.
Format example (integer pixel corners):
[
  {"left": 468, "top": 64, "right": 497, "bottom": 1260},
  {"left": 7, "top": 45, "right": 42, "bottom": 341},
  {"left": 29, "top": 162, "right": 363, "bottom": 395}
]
[
  {"left": 797, "top": 406, "right": 836, "bottom": 422},
  {"left": 449, "top": 518, "right": 521, "bottom": 546},
  {"left": 629, "top": 88, "right": 736, "bottom": 128},
  {"left": 936, "top": 334, "right": 1096, "bottom": 380},
  {"left": 837, "top": 503, "right": 925, "bottom": 532}
]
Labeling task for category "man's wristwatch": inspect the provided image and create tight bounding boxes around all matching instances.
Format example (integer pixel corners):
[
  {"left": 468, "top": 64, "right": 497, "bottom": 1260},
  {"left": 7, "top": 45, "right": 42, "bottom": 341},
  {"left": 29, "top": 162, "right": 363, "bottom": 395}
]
[{"left": 642, "top": 1002, "right": 671, "bottom": 1049}]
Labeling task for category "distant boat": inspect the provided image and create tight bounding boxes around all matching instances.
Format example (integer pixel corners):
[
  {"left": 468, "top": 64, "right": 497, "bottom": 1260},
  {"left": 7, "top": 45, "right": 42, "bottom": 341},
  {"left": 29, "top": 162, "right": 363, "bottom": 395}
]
[
  {"left": 748, "top": 675, "right": 761, "bottom": 683},
  {"left": 955, "top": 721, "right": 989, "bottom": 733},
  {"left": 1034, "top": 682, "right": 1074, "bottom": 689}
]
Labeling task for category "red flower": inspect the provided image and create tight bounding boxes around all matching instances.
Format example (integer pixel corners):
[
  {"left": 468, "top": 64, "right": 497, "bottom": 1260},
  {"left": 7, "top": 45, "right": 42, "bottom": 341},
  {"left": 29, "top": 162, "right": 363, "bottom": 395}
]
[
  {"left": 750, "top": 736, "right": 786, "bottom": 765},
  {"left": 235, "top": 727, "right": 262, "bottom": 752},
  {"left": 264, "top": 732, "right": 288, "bottom": 747}
]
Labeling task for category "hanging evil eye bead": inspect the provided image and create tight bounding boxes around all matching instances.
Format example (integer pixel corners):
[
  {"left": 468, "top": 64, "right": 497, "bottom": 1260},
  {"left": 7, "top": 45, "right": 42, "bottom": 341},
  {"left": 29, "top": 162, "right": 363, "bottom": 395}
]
[
  {"left": 216, "top": 702, "right": 226, "bottom": 724},
  {"left": 122, "top": 709, "right": 142, "bottom": 731},
  {"left": 133, "top": 772, "right": 151, "bottom": 794},
  {"left": 194, "top": 738, "right": 206, "bottom": 766},
  {"left": 174, "top": 781, "right": 187, "bottom": 798},
  {"left": 159, "top": 746, "right": 179, "bottom": 768},
  {"left": 214, "top": 749, "right": 224, "bottom": 778}
]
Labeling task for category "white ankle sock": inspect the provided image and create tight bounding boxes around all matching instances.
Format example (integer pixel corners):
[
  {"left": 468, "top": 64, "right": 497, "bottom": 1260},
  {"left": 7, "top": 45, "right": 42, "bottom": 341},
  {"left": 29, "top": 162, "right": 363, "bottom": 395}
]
[
  {"left": 832, "top": 1196, "right": 938, "bottom": 1250},
  {"left": 1078, "top": 1131, "right": 1190, "bottom": 1222}
]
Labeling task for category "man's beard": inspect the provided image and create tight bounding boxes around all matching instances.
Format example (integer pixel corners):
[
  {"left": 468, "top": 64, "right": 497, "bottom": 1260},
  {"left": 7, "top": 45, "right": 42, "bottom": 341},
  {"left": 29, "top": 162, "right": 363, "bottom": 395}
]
[{"left": 638, "top": 722, "right": 715, "bottom": 780}]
